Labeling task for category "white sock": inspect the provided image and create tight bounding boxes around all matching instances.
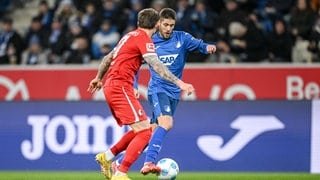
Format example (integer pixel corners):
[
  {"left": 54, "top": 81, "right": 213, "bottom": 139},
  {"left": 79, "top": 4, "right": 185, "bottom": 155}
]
[{"left": 104, "top": 149, "right": 115, "bottom": 161}]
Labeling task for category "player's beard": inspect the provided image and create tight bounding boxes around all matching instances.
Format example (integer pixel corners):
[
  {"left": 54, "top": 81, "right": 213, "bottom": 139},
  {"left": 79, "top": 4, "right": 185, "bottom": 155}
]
[{"left": 160, "top": 31, "right": 171, "bottom": 39}]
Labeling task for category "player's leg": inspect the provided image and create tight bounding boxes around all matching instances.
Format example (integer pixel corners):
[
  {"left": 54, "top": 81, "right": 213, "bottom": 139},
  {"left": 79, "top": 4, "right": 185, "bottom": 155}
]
[
  {"left": 111, "top": 124, "right": 157, "bottom": 175},
  {"left": 110, "top": 86, "right": 152, "bottom": 180},
  {"left": 140, "top": 116, "right": 170, "bottom": 175},
  {"left": 96, "top": 85, "right": 149, "bottom": 180},
  {"left": 112, "top": 120, "right": 151, "bottom": 180},
  {"left": 100, "top": 125, "right": 150, "bottom": 180},
  {"left": 141, "top": 93, "right": 179, "bottom": 175},
  {"left": 112, "top": 92, "right": 165, "bottom": 173},
  {"left": 96, "top": 109, "right": 137, "bottom": 179},
  {"left": 96, "top": 130, "right": 135, "bottom": 179}
]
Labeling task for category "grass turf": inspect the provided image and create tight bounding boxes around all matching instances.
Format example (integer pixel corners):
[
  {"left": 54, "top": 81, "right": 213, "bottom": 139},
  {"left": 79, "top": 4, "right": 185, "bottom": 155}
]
[{"left": 0, "top": 171, "right": 319, "bottom": 180}]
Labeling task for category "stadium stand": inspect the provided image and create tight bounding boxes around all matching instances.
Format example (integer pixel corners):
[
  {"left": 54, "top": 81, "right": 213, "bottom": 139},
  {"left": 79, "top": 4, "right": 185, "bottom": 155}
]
[{"left": 1, "top": 0, "right": 320, "bottom": 65}]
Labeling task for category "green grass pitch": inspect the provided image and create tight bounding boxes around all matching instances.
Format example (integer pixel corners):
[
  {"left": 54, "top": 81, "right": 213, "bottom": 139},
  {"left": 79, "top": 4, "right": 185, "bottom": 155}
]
[{"left": 0, "top": 171, "right": 319, "bottom": 180}]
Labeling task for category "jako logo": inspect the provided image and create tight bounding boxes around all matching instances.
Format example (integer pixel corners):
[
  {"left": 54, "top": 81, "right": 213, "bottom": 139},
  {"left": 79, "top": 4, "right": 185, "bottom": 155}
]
[
  {"left": 197, "top": 115, "right": 285, "bottom": 161},
  {"left": 159, "top": 54, "right": 178, "bottom": 65},
  {"left": 21, "top": 115, "right": 126, "bottom": 160}
]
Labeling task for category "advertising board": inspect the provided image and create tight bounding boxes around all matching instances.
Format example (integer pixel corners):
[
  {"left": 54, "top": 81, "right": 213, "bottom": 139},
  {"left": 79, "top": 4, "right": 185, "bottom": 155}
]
[
  {"left": 1, "top": 65, "right": 320, "bottom": 101},
  {"left": 1, "top": 100, "right": 319, "bottom": 173}
]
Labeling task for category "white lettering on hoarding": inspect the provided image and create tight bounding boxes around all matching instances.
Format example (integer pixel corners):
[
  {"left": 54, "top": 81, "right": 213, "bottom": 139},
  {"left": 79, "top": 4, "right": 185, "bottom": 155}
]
[
  {"left": 45, "top": 115, "right": 76, "bottom": 154},
  {"left": 197, "top": 115, "right": 284, "bottom": 161},
  {"left": 0, "top": 75, "right": 29, "bottom": 100},
  {"left": 65, "top": 86, "right": 81, "bottom": 101},
  {"left": 21, "top": 116, "right": 48, "bottom": 160},
  {"left": 210, "top": 84, "right": 256, "bottom": 100},
  {"left": 287, "top": 76, "right": 304, "bottom": 100},
  {"left": 210, "top": 85, "right": 221, "bottom": 100},
  {"left": 3, "top": 72, "right": 320, "bottom": 101},
  {"left": 181, "top": 90, "right": 197, "bottom": 101},
  {"left": 72, "top": 115, "right": 123, "bottom": 153},
  {"left": 92, "top": 89, "right": 105, "bottom": 101},
  {"left": 287, "top": 76, "right": 320, "bottom": 100},
  {"left": 224, "top": 84, "right": 255, "bottom": 100},
  {"left": 21, "top": 115, "right": 125, "bottom": 160}
]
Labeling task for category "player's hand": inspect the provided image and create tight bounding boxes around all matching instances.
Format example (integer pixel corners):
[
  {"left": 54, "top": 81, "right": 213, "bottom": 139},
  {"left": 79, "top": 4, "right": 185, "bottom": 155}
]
[
  {"left": 207, "top": 44, "right": 217, "bottom": 54},
  {"left": 87, "top": 78, "right": 103, "bottom": 93},
  {"left": 176, "top": 80, "right": 195, "bottom": 96},
  {"left": 134, "top": 88, "right": 140, "bottom": 99}
]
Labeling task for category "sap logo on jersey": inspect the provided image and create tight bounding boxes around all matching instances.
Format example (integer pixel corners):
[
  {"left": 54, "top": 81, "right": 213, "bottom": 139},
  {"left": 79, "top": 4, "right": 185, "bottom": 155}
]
[{"left": 159, "top": 54, "right": 178, "bottom": 65}]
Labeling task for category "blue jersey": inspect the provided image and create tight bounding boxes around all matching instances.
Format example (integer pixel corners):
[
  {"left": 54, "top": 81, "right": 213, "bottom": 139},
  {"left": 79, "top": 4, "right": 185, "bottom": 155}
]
[{"left": 148, "top": 31, "right": 208, "bottom": 99}]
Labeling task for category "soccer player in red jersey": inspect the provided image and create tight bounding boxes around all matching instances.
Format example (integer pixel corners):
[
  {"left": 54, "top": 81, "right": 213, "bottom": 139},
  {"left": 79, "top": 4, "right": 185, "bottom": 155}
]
[{"left": 87, "top": 8, "right": 194, "bottom": 180}]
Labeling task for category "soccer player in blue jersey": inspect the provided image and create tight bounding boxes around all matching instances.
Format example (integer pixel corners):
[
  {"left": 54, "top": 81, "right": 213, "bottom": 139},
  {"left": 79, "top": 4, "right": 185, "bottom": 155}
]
[{"left": 113, "top": 7, "right": 216, "bottom": 175}]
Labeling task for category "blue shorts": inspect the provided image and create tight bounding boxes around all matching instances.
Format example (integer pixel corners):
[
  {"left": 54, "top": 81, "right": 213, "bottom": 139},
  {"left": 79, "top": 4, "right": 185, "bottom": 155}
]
[{"left": 148, "top": 93, "right": 179, "bottom": 124}]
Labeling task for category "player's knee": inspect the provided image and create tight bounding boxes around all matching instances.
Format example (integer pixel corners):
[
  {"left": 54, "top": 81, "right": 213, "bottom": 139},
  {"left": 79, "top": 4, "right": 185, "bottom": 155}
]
[
  {"left": 130, "top": 120, "right": 151, "bottom": 132},
  {"left": 158, "top": 115, "right": 173, "bottom": 130}
]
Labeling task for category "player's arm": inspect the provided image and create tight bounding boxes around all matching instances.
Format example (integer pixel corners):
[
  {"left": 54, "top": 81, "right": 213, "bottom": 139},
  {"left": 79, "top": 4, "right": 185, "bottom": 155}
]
[
  {"left": 87, "top": 50, "right": 114, "bottom": 93},
  {"left": 143, "top": 53, "right": 194, "bottom": 95},
  {"left": 96, "top": 50, "right": 114, "bottom": 80},
  {"left": 184, "top": 32, "right": 216, "bottom": 54}
]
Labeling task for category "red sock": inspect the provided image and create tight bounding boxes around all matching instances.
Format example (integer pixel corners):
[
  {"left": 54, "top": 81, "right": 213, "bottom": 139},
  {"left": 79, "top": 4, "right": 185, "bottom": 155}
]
[
  {"left": 110, "top": 130, "right": 135, "bottom": 156},
  {"left": 119, "top": 128, "right": 152, "bottom": 173}
]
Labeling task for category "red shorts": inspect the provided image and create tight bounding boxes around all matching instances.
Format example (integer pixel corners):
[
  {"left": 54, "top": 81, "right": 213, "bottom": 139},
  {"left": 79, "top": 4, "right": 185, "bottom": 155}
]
[{"left": 103, "top": 83, "right": 148, "bottom": 126}]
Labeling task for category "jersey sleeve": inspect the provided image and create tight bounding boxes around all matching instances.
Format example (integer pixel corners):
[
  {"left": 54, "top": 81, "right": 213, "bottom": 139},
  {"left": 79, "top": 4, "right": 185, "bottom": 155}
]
[
  {"left": 183, "top": 32, "right": 208, "bottom": 54},
  {"left": 136, "top": 34, "right": 157, "bottom": 56}
]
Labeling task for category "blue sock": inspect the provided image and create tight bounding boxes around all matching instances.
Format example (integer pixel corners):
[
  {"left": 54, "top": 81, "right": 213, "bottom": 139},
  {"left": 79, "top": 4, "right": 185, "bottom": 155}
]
[
  {"left": 116, "top": 153, "right": 124, "bottom": 165},
  {"left": 145, "top": 126, "right": 168, "bottom": 163}
]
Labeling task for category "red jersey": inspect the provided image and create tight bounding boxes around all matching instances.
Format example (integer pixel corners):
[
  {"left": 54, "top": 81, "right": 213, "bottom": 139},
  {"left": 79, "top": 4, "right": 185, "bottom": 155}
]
[
  {"left": 103, "top": 28, "right": 155, "bottom": 125},
  {"left": 105, "top": 28, "right": 156, "bottom": 86}
]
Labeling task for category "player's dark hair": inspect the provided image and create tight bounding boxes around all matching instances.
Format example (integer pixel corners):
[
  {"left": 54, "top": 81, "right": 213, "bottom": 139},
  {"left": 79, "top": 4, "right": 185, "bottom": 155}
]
[
  {"left": 159, "top": 8, "right": 176, "bottom": 20},
  {"left": 137, "top": 8, "right": 160, "bottom": 29}
]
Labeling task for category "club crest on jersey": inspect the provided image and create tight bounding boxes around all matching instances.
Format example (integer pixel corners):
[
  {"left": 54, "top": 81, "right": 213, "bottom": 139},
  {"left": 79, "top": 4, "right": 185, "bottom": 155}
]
[
  {"left": 164, "top": 105, "right": 171, "bottom": 113},
  {"left": 159, "top": 54, "right": 178, "bottom": 65},
  {"left": 176, "top": 41, "right": 181, "bottom": 48},
  {"left": 146, "top": 43, "right": 155, "bottom": 52}
]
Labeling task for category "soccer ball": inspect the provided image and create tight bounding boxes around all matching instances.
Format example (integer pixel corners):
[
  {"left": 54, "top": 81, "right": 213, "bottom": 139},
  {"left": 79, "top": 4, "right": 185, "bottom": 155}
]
[{"left": 156, "top": 158, "right": 179, "bottom": 180}]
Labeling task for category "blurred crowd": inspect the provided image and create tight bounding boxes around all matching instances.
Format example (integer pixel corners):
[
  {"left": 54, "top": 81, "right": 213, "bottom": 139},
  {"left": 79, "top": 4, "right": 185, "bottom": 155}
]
[{"left": 1, "top": 0, "right": 320, "bottom": 65}]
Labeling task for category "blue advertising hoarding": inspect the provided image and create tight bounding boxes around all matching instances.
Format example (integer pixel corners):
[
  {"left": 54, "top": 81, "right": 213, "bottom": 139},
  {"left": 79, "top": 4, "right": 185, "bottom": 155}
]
[{"left": 0, "top": 100, "right": 319, "bottom": 173}]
